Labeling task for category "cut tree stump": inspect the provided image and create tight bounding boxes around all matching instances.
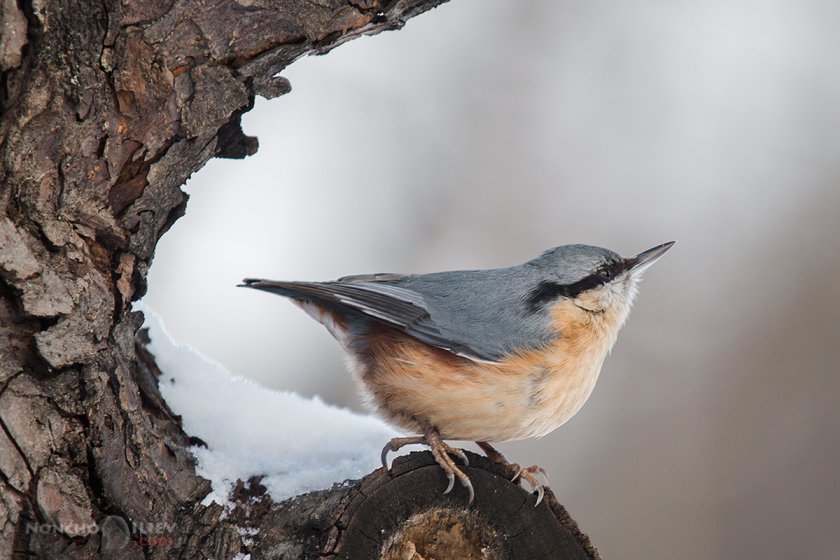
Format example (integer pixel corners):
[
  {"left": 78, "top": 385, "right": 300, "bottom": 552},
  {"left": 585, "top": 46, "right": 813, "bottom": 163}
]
[
  {"left": 338, "top": 451, "right": 600, "bottom": 559},
  {"left": 223, "top": 450, "right": 601, "bottom": 559}
]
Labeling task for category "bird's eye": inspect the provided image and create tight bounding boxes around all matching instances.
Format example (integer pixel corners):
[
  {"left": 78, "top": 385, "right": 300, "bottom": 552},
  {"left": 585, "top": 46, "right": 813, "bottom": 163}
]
[{"left": 598, "top": 268, "right": 613, "bottom": 280}]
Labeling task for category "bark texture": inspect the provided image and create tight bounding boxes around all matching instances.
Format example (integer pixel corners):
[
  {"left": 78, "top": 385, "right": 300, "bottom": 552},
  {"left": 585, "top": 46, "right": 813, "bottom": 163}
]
[{"left": 0, "top": 0, "right": 602, "bottom": 558}]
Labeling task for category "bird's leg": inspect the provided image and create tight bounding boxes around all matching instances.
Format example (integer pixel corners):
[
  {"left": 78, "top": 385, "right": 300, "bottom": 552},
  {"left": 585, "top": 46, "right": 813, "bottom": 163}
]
[
  {"left": 476, "top": 441, "right": 549, "bottom": 506},
  {"left": 425, "top": 427, "right": 474, "bottom": 503},
  {"left": 381, "top": 422, "right": 474, "bottom": 504}
]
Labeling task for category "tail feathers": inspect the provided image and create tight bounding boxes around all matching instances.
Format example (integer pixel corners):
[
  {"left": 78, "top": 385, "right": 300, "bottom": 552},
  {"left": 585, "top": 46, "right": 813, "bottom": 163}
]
[
  {"left": 240, "top": 279, "right": 354, "bottom": 347},
  {"left": 240, "top": 279, "right": 359, "bottom": 312},
  {"left": 238, "top": 279, "right": 319, "bottom": 301}
]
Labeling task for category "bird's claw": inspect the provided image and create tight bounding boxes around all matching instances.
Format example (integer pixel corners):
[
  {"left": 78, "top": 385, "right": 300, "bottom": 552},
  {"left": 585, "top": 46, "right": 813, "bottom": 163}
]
[
  {"left": 380, "top": 435, "right": 428, "bottom": 471},
  {"left": 512, "top": 465, "right": 549, "bottom": 485},
  {"left": 430, "top": 442, "right": 475, "bottom": 504},
  {"left": 463, "top": 477, "right": 475, "bottom": 505},
  {"left": 477, "top": 442, "right": 548, "bottom": 507},
  {"left": 448, "top": 446, "right": 469, "bottom": 466},
  {"left": 380, "top": 445, "right": 391, "bottom": 471},
  {"left": 534, "top": 484, "right": 545, "bottom": 506},
  {"left": 515, "top": 465, "right": 549, "bottom": 506},
  {"left": 441, "top": 467, "right": 474, "bottom": 504},
  {"left": 444, "top": 471, "right": 455, "bottom": 494}
]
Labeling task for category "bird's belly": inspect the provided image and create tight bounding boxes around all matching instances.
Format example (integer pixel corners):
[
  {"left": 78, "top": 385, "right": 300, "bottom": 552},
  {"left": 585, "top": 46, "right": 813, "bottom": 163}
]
[{"left": 350, "top": 327, "right": 609, "bottom": 442}]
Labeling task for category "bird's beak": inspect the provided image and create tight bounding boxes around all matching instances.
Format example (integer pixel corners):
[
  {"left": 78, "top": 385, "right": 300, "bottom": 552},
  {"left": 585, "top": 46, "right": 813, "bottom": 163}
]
[{"left": 627, "top": 241, "right": 675, "bottom": 275}]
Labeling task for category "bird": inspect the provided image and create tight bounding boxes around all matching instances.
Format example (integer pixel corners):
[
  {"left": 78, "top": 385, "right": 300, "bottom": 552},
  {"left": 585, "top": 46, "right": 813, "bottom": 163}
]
[{"left": 240, "top": 241, "right": 674, "bottom": 505}]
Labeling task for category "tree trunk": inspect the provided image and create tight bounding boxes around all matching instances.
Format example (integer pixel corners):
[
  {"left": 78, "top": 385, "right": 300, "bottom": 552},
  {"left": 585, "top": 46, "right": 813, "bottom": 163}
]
[{"left": 0, "top": 0, "right": 602, "bottom": 558}]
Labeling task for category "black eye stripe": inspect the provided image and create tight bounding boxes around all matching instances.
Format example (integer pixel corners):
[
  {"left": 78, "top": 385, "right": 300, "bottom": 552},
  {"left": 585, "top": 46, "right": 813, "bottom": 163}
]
[{"left": 526, "top": 260, "right": 629, "bottom": 309}]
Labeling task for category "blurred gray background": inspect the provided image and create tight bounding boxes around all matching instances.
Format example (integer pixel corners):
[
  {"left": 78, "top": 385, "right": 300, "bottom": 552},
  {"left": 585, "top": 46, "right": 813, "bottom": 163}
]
[{"left": 143, "top": 1, "right": 840, "bottom": 558}]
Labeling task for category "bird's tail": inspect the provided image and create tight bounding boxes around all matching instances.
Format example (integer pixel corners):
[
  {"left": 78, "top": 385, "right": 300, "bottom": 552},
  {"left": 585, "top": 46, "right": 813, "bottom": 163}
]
[
  {"left": 239, "top": 279, "right": 355, "bottom": 347},
  {"left": 238, "top": 278, "right": 313, "bottom": 300}
]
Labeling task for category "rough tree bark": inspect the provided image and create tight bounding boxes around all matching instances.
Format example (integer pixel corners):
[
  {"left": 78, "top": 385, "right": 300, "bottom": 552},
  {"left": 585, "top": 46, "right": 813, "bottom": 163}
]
[{"left": 0, "top": 0, "right": 602, "bottom": 558}]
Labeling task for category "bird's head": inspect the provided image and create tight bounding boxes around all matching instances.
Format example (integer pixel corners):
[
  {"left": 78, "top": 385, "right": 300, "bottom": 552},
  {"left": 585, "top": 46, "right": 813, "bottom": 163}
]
[{"left": 526, "top": 241, "right": 675, "bottom": 326}]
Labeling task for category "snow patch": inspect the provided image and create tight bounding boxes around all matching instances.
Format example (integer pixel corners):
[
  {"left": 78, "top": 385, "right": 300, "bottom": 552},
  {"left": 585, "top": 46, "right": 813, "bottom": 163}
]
[
  {"left": 237, "top": 526, "right": 260, "bottom": 547},
  {"left": 136, "top": 303, "right": 397, "bottom": 506}
]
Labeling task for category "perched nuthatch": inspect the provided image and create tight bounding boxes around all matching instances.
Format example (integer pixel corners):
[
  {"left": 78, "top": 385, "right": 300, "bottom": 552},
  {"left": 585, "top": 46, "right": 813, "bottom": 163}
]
[{"left": 241, "top": 241, "right": 674, "bottom": 505}]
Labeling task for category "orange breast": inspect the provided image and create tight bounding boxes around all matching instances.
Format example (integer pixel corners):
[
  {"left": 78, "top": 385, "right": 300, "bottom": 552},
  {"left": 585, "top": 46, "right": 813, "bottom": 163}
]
[{"left": 349, "top": 299, "right": 623, "bottom": 442}]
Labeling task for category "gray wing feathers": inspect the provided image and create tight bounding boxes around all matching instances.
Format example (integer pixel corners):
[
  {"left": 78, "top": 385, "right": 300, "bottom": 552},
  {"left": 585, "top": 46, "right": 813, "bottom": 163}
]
[
  {"left": 246, "top": 279, "right": 494, "bottom": 360},
  {"left": 246, "top": 280, "right": 428, "bottom": 329},
  {"left": 245, "top": 266, "right": 554, "bottom": 363}
]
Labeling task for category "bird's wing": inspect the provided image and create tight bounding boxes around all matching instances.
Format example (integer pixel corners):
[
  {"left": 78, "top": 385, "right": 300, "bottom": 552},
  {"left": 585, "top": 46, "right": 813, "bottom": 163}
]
[
  {"left": 242, "top": 268, "right": 554, "bottom": 363},
  {"left": 241, "top": 278, "right": 486, "bottom": 360}
]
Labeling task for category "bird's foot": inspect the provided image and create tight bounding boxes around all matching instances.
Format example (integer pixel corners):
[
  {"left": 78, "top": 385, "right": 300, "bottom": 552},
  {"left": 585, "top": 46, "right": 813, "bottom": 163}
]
[
  {"left": 381, "top": 425, "right": 474, "bottom": 504},
  {"left": 511, "top": 465, "right": 549, "bottom": 506},
  {"left": 476, "top": 441, "right": 549, "bottom": 506},
  {"left": 381, "top": 435, "right": 427, "bottom": 470}
]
